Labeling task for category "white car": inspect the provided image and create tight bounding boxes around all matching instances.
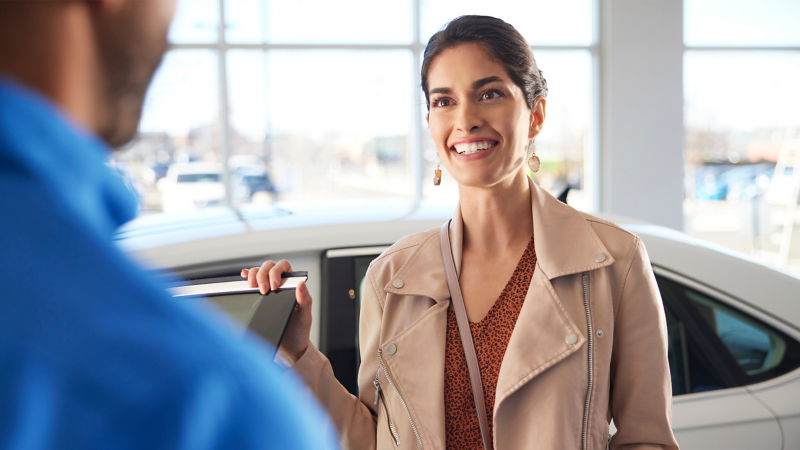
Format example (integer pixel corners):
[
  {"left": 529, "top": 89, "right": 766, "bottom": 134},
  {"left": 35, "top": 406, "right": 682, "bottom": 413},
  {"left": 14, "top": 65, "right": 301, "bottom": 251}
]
[
  {"left": 117, "top": 199, "right": 800, "bottom": 449},
  {"left": 158, "top": 162, "right": 225, "bottom": 214}
]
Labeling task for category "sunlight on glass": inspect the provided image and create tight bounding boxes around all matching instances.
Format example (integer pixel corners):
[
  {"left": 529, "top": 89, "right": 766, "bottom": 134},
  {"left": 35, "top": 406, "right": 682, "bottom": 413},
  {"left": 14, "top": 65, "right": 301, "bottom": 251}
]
[
  {"left": 117, "top": 51, "right": 221, "bottom": 214},
  {"left": 685, "top": 0, "right": 800, "bottom": 47},
  {"left": 684, "top": 51, "right": 800, "bottom": 273},
  {"left": 421, "top": 0, "right": 594, "bottom": 46},
  {"left": 225, "top": 0, "right": 413, "bottom": 44},
  {"left": 227, "top": 50, "right": 415, "bottom": 202},
  {"left": 168, "top": 0, "right": 219, "bottom": 44},
  {"left": 685, "top": 52, "right": 800, "bottom": 133}
]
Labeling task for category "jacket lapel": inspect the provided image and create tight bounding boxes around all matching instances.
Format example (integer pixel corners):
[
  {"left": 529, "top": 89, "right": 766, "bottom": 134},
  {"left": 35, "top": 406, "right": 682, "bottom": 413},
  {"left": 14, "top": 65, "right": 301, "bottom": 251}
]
[
  {"left": 378, "top": 177, "right": 618, "bottom": 445},
  {"left": 450, "top": 178, "right": 616, "bottom": 409}
]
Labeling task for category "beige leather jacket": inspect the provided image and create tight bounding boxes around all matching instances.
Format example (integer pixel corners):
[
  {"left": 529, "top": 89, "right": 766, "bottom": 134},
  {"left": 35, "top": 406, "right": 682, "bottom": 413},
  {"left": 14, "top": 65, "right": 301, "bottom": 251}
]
[{"left": 292, "top": 179, "right": 679, "bottom": 450}]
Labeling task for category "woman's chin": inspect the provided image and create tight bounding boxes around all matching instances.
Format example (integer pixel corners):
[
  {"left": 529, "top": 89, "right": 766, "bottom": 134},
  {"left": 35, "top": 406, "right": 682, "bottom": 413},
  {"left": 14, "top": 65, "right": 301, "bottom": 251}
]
[{"left": 450, "top": 166, "right": 528, "bottom": 190}]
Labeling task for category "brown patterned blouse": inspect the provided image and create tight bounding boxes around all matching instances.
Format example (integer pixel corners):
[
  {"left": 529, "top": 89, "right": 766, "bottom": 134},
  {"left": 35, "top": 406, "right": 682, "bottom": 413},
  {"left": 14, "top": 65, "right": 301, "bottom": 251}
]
[{"left": 444, "top": 235, "right": 537, "bottom": 449}]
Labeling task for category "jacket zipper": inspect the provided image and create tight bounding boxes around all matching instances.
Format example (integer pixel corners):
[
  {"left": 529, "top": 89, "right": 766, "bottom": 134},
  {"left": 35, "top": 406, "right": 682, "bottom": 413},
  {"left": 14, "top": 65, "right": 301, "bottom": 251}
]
[
  {"left": 582, "top": 272, "right": 594, "bottom": 450},
  {"left": 377, "top": 349, "right": 424, "bottom": 450},
  {"left": 374, "top": 372, "right": 401, "bottom": 446}
]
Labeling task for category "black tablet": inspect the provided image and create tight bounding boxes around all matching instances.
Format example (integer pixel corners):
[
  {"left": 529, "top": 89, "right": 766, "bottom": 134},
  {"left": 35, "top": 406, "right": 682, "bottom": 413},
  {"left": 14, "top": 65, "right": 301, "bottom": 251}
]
[{"left": 170, "top": 272, "right": 307, "bottom": 359}]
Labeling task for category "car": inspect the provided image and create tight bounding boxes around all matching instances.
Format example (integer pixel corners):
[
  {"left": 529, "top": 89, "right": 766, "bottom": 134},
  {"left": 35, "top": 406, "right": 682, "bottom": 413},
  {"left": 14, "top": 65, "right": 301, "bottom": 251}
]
[
  {"left": 232, "top": 165, "right": 277, "bottom": 204},
  {"left": 158, "top": 162, "right": 226, "bottom": 214},
  {"left": 692, "top": 164, "right": 775, "bottom": 201},
  {"left": 116, "top": 198, "right": 800, "bottom": 450}
]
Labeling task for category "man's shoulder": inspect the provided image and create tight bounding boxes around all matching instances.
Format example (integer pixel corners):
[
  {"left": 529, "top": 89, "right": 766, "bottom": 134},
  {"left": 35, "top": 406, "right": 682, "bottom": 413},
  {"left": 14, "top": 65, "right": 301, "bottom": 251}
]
[{"left": 0, "top": 191, "right": 338, "bottom": 448}]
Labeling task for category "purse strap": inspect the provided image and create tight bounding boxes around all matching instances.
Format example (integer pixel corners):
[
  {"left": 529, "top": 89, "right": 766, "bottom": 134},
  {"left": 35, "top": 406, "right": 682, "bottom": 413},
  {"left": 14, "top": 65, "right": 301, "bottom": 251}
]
[{"left": 439, "top": 221, "right": 492, "bottom": 450}]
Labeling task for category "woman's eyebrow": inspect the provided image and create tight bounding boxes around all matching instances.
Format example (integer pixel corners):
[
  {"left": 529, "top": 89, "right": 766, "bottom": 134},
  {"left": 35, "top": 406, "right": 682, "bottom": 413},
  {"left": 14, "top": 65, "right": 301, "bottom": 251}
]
[
  {"left": 429, "top": 76, "right": 503, "bottom": 95},
  {"left": 472, "top": 76, "right": 503, "bottom": 89}
]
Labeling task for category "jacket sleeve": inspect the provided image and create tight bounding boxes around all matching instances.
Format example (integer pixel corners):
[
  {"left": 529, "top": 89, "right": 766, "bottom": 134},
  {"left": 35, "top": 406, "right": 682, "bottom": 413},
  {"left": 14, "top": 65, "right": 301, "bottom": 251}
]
[
  {"left": 609, "top": 238, "right": 680, "bottom": 450},
  {"left": 289, "top": 267, "right": 384, "bottom": 450}
]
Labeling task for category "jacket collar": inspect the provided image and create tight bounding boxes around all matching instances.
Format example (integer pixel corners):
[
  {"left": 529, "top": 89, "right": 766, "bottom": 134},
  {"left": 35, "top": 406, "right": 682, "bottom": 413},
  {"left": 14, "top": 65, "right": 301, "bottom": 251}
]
[
  {"left": 0, "top": 78, "right": 138, "bottom": 238},
  {"left": 384, "top": 177, "right": 615, "bottom": 299}
]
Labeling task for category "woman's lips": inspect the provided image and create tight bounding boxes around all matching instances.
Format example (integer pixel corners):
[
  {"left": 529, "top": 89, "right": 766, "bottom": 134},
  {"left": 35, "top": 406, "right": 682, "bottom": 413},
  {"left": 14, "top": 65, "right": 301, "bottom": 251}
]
[{"left": 450, "top": 141, "right": 499, "bottom": 161}]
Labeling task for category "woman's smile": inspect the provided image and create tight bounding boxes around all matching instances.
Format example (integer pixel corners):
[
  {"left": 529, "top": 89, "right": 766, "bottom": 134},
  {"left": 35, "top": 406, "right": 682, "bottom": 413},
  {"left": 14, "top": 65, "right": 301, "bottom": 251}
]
[{"left": 450, "top": 138, "right": 500, "bottom": 161}]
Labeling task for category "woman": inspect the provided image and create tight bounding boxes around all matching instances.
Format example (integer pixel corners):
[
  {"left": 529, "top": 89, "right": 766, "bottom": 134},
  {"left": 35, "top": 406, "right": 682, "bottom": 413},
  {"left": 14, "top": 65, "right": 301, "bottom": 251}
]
[{"left": 243, "top": 16, "right": 679, "bottom": 450}]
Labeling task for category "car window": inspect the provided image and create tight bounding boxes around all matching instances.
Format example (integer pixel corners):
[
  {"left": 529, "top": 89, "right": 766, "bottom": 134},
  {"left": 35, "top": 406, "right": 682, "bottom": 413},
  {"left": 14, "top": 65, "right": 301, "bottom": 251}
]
[
  {"left": 658, "top": 273, "right": 800, "bottom": 390},
  {"left": 663, "top": 294, "right": 727, "bottom": 395},
  {"left": 683, "top": 289, "right": 796, "bottom": 379}
]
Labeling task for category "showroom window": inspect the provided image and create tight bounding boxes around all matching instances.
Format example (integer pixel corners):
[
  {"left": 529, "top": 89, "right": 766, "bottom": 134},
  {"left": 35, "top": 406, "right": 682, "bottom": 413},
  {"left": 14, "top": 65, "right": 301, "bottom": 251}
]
[
  {"left": 683, "top": 0, "right": 800, "bottom": 273},
  {"left": 113, "top": 0, "right": 596, "bottom": 215}
]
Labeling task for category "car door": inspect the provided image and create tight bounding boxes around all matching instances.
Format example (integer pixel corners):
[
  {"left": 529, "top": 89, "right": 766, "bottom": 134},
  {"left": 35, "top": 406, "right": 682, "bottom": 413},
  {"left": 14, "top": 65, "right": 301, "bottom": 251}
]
[
  {"left": 319, "top": 246, "right": 388, "bottom": 396},
  {"left": 318, "top": 248, "right": 800, "bottom": 448},
  {"left": 655, "top": 268, "right": 800, "bottom": 450}
]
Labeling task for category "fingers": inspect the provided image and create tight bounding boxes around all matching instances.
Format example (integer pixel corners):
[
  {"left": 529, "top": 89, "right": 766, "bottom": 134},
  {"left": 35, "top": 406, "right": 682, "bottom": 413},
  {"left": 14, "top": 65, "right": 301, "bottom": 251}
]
[
  {"left": 246, "top": 266, "right": 262, "bottom": 289},
  {"left": 295, "top": 280, "right": 312, "bottom": 308},
  {"left": 256, "top": 260, "right": 278, "bottom": 295},
  {"left": 268, "top": 259, "right": 293, "bottom": 292},
  {"left": 242, "top": 260, "right": 294, "bottom": 295}
]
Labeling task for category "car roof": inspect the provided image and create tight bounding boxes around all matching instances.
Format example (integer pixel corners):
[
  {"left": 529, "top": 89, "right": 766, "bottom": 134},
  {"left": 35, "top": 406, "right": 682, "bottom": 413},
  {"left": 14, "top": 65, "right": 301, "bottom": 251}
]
[{"left": 117, "top": 199, "right": 800, "bottom": 330}]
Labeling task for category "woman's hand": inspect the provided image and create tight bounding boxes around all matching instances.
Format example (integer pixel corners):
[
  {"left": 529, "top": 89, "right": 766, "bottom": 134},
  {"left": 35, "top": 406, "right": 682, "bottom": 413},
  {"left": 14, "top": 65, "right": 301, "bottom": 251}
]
[{"left": 241, "top": 260, "right": 312, "bottom": 366}]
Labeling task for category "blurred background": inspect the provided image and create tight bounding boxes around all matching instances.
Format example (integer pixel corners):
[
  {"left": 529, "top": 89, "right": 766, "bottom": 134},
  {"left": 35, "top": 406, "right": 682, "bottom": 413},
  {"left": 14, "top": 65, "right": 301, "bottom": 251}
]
[{"left": 112, "top": 0, "right": 800, "bottom": 275}]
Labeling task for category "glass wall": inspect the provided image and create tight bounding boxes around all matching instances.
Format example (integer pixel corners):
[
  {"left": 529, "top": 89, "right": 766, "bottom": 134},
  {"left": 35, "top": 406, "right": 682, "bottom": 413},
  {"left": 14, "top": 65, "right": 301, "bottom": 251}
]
[
  {"left": 683, "top": 0, "right": 800, "bottom": 274},
  {"left": 114, "top": 0, "right": 596, "bottom": 215}
]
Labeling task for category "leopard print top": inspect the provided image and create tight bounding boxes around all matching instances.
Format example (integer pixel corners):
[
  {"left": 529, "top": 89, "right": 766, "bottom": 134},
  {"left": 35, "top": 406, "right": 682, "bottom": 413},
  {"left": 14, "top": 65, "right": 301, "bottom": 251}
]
[{"left": 444, "top": 234, "right": 537, "bottom": 449}]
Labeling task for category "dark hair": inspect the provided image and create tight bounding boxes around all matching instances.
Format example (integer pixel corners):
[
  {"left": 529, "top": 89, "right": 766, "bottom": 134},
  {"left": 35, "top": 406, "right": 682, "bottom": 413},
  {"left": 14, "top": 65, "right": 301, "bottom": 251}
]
[{"left": 421, "top": 15, "right": 547, "bottom": 111}]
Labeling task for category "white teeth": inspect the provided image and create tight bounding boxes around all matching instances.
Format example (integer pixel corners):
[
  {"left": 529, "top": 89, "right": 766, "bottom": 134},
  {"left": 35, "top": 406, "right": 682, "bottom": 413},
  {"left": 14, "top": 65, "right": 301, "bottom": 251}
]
[{"left": 453, "top": 140, "right": 496, "bottom": 155}]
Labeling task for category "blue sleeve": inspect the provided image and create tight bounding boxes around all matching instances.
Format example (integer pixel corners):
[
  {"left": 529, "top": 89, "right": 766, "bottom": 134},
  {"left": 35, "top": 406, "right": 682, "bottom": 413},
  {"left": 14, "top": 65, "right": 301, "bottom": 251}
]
[
  {"left": 175, "top": 355, "right": 340, "bottom": 450},
  {"left": 0, "top": 180, "right": 340, "bottom": 450}
]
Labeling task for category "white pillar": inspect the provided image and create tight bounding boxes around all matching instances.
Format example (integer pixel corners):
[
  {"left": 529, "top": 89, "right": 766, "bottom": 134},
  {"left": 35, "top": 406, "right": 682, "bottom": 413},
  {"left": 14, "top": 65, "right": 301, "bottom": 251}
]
[{"left": 600, "top": 0, "right": 684, "bottom": 230}]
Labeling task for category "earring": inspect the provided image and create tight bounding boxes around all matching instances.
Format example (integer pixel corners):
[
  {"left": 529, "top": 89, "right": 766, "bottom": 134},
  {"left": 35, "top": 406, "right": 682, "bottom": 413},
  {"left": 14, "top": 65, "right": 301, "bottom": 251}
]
[
  {"left": 526, "top": 139, "right": 540, "bottom": 173},
  {"left": 433, "top": 164, "right": 442, "bottom": 185}
]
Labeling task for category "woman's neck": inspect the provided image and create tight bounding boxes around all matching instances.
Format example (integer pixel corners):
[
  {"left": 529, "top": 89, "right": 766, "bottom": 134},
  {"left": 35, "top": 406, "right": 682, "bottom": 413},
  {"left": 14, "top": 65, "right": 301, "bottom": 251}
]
[{"left": 459, "top": 169, "right": 533, "bottom": 255}]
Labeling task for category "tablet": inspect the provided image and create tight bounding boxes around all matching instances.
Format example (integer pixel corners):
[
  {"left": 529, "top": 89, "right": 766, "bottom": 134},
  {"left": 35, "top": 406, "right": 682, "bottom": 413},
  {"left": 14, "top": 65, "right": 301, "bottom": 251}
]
[{"left": 169, "top": 272, "right": 307, "bottom": 359}]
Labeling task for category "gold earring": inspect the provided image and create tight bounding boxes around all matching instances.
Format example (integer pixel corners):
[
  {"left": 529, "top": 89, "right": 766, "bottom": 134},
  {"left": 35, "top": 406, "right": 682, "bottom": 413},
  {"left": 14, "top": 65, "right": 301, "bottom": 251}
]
[
  {"left": 433, "top": 164, "right": 442, "bottom": 185},
  {"left": 526, "top": 139, "right": 540, "bottom": 173}
]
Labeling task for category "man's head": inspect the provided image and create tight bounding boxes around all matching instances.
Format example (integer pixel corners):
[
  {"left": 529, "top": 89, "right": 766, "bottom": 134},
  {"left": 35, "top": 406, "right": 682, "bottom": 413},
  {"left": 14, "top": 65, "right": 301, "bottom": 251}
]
[
  {"left": 91, "top": 0, "right": 176, "bottom": 147},
  {"left": 0, "top": 0, "right": 177, "bottom": 147}
]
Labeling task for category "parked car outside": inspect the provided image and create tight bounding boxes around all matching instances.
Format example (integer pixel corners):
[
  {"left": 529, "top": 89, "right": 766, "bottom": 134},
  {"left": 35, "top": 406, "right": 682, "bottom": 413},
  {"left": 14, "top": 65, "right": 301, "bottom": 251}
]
[
  {"left": 693, "top": 164, "right": 774, "bottom": 201},
  {"left": 232, "top": 165, "right": 277, "bottom": 204},
  {"left": 158, "top": 162, "right": 225, "bottom": 214},
  {"left": 117, "top": 199, "right": 800, "bottom": 449}
]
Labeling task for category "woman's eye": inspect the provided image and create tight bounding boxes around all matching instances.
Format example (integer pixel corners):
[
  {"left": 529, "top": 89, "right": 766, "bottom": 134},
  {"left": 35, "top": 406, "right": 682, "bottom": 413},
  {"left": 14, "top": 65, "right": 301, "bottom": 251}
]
[
  {"left": 433, "top": 98, "right": 452, "bottom": 108},
  {"left": 481, "top": 90, "right": 502, "bottom": 100}
]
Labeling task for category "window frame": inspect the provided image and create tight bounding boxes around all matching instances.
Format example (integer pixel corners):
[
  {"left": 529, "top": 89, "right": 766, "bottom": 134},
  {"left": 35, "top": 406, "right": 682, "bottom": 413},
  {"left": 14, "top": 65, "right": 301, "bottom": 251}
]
[
  {"left": 164, "top": 0, "right": 600, "bottom": 211},
  {"left": 654, "top": 265, "right": 800, "bottom": 391}
]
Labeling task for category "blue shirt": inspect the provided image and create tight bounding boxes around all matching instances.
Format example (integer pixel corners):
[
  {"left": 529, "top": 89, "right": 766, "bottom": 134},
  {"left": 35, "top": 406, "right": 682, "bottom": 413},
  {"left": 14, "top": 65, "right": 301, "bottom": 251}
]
[{"left": 0, "top": 79, "right": 339, "bottom": 450}]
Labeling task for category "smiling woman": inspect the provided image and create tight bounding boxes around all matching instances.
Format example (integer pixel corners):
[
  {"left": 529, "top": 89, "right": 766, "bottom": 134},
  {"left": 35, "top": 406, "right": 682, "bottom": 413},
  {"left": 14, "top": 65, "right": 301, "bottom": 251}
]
[{"left": 245, "top": 16, "right": 679, "bottom": 450}]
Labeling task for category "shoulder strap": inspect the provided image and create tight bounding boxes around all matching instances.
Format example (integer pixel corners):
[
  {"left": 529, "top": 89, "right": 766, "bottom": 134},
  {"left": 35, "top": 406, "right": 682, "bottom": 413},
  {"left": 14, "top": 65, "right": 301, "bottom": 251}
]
[{"left": 439, "top": 221, "right": 491, "bottom": 450}]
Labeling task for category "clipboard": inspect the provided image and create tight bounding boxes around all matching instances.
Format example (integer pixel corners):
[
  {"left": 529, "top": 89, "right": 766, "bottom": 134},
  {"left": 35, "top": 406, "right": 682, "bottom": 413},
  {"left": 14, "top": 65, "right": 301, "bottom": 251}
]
[{"left": 170, "top": 272, "right": 308, "bottom": 359}]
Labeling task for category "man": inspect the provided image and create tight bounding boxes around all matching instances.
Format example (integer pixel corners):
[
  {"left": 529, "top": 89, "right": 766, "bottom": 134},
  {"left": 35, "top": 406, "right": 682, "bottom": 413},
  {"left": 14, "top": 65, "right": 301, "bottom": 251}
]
[{"left": 0, "top": 1, "right": 338, "bottom": 448}]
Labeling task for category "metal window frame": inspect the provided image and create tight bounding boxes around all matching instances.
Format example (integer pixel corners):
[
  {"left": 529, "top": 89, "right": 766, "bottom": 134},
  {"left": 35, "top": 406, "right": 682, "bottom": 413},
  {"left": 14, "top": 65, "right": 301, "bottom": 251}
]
[{"left": 164, "top": 0, "right": 601, "bottom": 211}]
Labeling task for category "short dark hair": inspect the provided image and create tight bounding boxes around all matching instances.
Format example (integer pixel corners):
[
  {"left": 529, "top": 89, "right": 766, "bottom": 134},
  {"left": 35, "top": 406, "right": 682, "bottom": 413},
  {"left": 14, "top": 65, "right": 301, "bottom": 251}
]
[{"left": 421, "top": 15, "right": 548, "bottom": 111}]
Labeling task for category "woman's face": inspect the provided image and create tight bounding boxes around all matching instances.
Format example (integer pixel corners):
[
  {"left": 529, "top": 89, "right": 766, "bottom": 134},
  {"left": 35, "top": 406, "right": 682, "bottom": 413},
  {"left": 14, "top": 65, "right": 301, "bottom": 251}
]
[{"left": 426, "top": 43, "right": 543, "bottom": 189}]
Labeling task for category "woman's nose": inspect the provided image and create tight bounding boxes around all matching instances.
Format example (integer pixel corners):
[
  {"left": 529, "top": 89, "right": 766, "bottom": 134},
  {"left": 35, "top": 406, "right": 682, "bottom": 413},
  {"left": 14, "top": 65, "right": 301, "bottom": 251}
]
[{"left": 455, "top": 102, "right": 483, "bottom": 132}]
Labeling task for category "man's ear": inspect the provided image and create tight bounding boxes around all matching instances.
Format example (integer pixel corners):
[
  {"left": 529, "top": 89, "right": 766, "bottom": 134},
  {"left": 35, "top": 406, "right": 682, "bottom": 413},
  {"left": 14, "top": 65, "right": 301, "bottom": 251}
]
[{"left": 425, "top": 113, "right": 429, "bottom": 125}]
